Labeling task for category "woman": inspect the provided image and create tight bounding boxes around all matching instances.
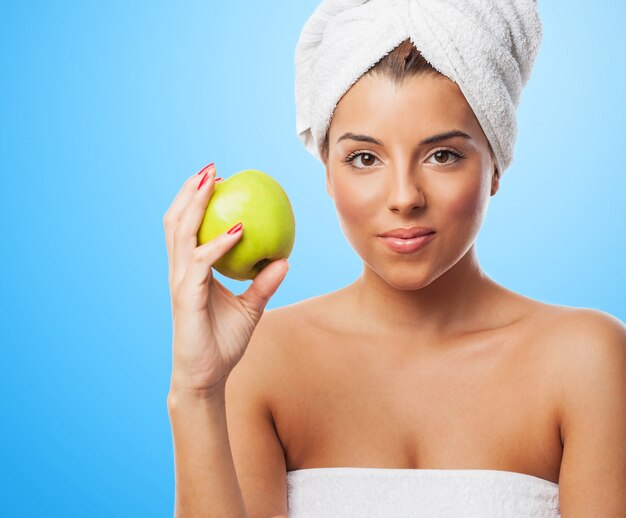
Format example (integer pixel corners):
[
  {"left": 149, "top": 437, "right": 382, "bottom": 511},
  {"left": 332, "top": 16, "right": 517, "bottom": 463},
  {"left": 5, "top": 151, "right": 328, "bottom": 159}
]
[{"left": 165, "top": 1, "right": 626, "bottom": 517}]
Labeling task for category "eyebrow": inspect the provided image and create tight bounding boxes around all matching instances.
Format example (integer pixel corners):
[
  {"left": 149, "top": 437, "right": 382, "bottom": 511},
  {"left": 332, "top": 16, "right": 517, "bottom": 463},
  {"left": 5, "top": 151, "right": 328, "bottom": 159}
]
[{"left": 336, "top": 129, "right": 472, "bottom": 146}]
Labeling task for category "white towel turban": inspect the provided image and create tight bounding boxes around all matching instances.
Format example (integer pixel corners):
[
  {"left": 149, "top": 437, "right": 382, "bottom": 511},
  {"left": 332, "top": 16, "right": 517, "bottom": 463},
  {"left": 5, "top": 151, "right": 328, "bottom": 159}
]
[{"left": 294, "top": 0, "right": 543, "bottom": 178}]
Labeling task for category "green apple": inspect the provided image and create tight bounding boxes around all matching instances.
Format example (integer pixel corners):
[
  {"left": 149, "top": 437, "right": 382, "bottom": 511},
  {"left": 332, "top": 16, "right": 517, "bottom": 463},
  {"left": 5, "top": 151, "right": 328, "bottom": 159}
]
[{"left": 197, "top": 169, "right": 296, "bottom": 281}]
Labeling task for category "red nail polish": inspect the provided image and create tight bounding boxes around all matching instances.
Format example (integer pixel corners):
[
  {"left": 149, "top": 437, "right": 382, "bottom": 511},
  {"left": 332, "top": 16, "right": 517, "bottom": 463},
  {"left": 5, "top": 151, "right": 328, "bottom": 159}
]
[
  {"left": 227, "top": 222, "right": 243, "bottom": 235},
  {"left": 197, "top": 172, "right": 209, "bottom": 190},
  {"left": 196, "top": 162, "right": 215, "bottom": 175},
  {"left": 214, "top": 177, "right": 223, "bottom": 183}
]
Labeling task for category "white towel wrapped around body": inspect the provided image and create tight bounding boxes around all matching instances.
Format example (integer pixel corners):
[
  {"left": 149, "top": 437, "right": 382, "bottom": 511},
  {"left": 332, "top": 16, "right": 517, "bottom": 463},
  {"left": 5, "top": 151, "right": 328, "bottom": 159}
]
[{"left": 294, "top": 0, "right": 543, "bottom": 177}]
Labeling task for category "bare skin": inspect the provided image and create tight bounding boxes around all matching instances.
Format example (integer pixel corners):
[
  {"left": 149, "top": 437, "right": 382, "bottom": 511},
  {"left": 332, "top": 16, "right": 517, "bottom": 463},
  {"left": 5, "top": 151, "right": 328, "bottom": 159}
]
[
  {"left": 262, "top": 290, "right": 565, "bottom": 485},
  {"left": 259, "top": 72, "right": 566, "bottom": 485}
]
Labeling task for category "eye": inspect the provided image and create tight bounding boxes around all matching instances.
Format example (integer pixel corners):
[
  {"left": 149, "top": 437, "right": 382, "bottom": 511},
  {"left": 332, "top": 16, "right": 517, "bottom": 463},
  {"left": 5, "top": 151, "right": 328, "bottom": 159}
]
[
  {"left": 426, "top": 148, "right": 465, "bottom": 165},
  {"left": 342, "top": 151, "right": 381, "bottom": 169}
]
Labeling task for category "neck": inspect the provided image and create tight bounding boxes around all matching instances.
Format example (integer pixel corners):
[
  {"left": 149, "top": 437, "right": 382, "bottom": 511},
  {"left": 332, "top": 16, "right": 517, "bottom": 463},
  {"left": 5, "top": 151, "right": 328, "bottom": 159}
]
[{"left": 347, "top": 245, "right": 505, "bottom": 343}]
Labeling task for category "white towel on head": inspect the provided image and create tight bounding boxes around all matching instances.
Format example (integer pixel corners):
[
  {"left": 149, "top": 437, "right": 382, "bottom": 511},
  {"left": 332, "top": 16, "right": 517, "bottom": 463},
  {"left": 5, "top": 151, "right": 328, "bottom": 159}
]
[{"left": 294, "top": 0, "right": 543, "bottom": 177}]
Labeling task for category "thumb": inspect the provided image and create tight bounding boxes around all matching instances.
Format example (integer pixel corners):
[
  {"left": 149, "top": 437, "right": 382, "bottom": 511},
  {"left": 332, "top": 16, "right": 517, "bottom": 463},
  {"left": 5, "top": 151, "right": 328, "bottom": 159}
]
[{"left": 239, "top": 258, "right": 289, "bottom": 317}]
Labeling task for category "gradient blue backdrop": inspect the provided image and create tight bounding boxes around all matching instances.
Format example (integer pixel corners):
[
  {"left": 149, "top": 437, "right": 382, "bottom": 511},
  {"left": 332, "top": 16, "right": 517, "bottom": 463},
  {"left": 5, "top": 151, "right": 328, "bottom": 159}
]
[{"left": 2, "top": 1, "right": 624, "bottom": 516}]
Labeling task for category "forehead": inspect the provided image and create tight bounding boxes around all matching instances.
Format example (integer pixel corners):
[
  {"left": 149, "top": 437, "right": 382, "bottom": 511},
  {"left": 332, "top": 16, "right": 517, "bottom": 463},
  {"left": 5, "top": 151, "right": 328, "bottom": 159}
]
[{"left": 329, "top": 73, "right": 483, "bottom": 143}]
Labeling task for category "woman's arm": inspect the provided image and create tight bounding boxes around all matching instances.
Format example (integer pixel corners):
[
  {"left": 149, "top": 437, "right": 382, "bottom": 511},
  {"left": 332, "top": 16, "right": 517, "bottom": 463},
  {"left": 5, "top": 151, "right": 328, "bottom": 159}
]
[
  {"left": 168, "top": 382, "right": 248, "bottom": 518},
  {"left": 557, "top": 309, "right": 626, "bottom": 517},
  {"left": 168, "top": 377, "right": 290, "bottom": 518},
  {"left": 162, "top": 166, "right": 290, "bottom": 517}
]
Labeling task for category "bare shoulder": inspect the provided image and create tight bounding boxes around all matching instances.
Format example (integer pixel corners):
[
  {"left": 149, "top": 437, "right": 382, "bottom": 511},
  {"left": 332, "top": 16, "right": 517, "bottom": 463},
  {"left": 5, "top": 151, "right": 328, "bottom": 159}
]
[
  {"left": 256, "top": 290, "right": 338, "bottom": 343},
  {"left": 546, "top": 306, "right": 626, "bottom": 405},
  {"left": 557, "top": 305, "right": 625, "bottom": 336},
  {"left": 505, "top": 292, "right": 624, "bottom": 346},
  {"left": 541, "top": 305, "right": 626, "bottom": 356},
  {"left": 541, "top": 307, "right": 626, "bottom": 514},
  {"left": 244, "top": 292, "right": 333, "bottom": 380},
  {"left": 526, "top": 304, "right": 626, "bottom": 389},
  {"left": 253, "top": 296, "right": 320, "bottom": 349}
]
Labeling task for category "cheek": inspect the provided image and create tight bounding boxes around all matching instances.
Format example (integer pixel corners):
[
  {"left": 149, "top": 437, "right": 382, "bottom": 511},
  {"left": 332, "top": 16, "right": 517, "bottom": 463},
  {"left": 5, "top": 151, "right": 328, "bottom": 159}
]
[
  {"left": 333, "top": 172, "right": 384, "bottom": 257},
  {"left": 443, "top": 174, "right": 491, "bottom": 234},
  {"left": 333, "top": 175, "right": 380, "bottom": 226}
]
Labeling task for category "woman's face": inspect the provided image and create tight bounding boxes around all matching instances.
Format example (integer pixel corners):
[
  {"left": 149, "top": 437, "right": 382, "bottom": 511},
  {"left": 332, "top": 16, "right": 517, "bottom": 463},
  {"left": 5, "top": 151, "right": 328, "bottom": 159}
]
[{"left": 325, "top": 72, "right": 499, "bottom": 290}]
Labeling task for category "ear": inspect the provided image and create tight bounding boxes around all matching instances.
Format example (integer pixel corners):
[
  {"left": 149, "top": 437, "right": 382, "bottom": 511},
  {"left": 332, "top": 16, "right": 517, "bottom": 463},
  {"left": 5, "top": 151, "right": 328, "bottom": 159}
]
[
  {"left": 326, "top": 165, "right": 334, "bottom": 200},
  {"left": 490, "top": 165, "right": 500, "bottom": 196}
]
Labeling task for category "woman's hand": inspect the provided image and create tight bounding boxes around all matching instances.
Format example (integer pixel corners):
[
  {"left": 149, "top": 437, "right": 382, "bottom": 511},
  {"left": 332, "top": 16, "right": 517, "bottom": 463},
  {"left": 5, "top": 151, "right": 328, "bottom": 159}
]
[{"left": 163, "top": 164, "right": 290, "bottom": 396}]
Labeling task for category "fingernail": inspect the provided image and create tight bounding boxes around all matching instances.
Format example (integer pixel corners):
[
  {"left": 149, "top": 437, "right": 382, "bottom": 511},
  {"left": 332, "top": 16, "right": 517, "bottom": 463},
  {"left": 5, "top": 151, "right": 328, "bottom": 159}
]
[
  {"left": 196, "top": 162, "right": 215, "bottom": 175},
  {"left": 214, "top": 177, "right": 223, "bottom": 183},
  {"left": 197, "top": 172, "right": 209, "bottom": 190},
  {"left": 226, "top": 222, "right": 243, "bottom": 235}
]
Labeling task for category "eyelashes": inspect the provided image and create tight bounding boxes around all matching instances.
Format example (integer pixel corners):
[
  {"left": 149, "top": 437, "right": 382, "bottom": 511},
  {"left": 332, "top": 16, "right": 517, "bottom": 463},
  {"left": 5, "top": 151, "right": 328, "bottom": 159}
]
[
  {"left": 341, "top": 148, "right": 466, "bottom": 169},
  {"left": 341, "top": 151, "right": 380, "bottom": 169}
]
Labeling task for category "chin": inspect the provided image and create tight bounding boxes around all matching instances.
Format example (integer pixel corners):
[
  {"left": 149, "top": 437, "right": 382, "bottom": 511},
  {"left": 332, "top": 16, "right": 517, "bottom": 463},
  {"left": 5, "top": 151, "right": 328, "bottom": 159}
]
[
  {"left": 372, "top": 262, "right": 437, "bottom": 290},
  {"left": 387, "top": 277, "right": 435, "bottom": 291}
]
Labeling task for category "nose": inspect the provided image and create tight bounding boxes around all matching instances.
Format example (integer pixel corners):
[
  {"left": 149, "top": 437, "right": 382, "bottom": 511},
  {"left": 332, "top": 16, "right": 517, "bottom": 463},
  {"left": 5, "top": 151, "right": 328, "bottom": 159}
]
[{"left": 386, "top": 165, "right": 425, "bottom": 215}]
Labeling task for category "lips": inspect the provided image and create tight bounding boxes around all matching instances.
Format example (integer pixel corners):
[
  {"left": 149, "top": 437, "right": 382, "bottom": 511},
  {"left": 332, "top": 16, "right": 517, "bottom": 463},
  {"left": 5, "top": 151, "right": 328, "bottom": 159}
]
[
  {"left": 378, "top": 232, "right": 436, "bottom": 254},
  {"left": 378, "top": 226, "right": 435, "bottom": 239}
]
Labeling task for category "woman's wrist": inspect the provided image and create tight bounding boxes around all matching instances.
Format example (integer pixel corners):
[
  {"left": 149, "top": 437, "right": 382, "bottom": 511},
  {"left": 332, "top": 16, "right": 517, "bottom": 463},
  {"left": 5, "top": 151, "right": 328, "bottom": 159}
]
[{"left": 167, "top": 377, "right": 227, "bottom": 408}]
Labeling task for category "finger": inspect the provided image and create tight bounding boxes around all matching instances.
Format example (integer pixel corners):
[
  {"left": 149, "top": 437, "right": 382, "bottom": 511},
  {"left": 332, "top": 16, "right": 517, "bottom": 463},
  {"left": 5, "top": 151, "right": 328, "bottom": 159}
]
[
  {"left": 239, "top": 258, "right": 290, "bottom": 319},
  {"left": 164, "top": 163, "right": 215, "bottom": 281},
  {"left": 165, "top": 162, "right": 215, "bottom": 224},
  {"left": 173, "top": 165, "right": 219, "bottom": 286},
  {"left": 164, "top": 163, "right": 215, "bottom": 272},
  {"left": 179, "top": 224, "right": 245, "bottom": 297}
]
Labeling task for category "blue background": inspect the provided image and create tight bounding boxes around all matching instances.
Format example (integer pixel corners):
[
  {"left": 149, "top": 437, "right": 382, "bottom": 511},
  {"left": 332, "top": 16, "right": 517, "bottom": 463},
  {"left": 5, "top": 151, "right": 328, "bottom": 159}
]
[{"left": 2, "top": 1, "right": 624, "bottom": 516}]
